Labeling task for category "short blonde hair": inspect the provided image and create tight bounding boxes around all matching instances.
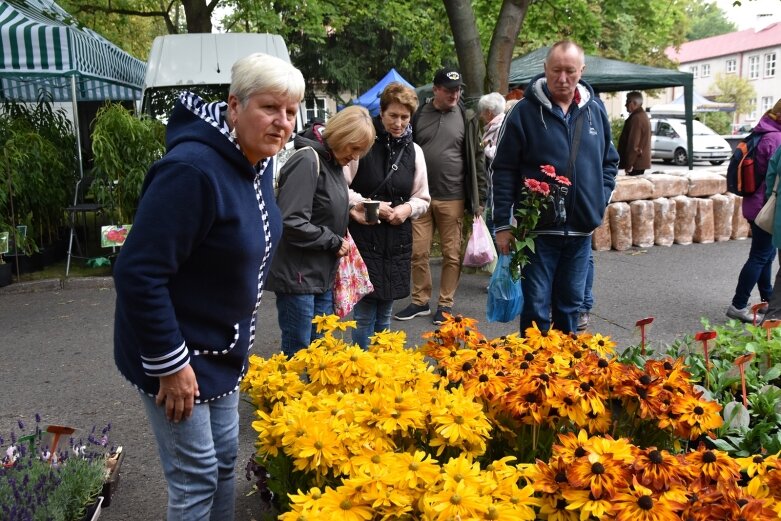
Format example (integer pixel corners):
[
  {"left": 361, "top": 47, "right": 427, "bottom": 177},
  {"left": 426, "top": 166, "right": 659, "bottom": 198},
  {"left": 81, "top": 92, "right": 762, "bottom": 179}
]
[
  {"left": 322, "top": 106, "right": 375, "bottom": 157},
  {"left": 230, "top": 53, "right": 305, "bottom": 106}
]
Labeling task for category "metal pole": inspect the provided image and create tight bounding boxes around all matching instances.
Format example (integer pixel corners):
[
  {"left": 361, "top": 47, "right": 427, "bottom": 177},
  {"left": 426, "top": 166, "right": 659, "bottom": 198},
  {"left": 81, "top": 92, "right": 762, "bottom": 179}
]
[{"left": 65, "top": 75, "right": 84, "bottom": 277}]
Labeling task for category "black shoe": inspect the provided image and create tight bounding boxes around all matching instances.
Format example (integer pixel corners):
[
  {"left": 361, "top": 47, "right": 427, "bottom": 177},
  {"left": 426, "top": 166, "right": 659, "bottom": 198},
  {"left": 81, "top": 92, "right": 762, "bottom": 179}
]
[
  {"left": 432, "top": 307, "right": 452, "bottom": 325},
  {"left": 393, "top": 303, "right": 431, "bottom": 321}
]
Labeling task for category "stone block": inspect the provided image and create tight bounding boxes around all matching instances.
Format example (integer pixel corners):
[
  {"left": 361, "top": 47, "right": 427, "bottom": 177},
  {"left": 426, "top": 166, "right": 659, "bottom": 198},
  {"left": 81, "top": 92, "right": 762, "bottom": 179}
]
[
  {"left": 649, "top": 174, "right": 690, "bottom": 199},
  {"left": 612, "top": 176, "right": 655, "bottom": 202},
  {"left": 710, "top": 194, "right": 734, "bottom": 242},
  {"left": 592, "top": 215, "right": 612, "bottom": 251},
  {"left": 608, "top": 202, "right": 632, "bottom": 251},
  {"left": 673, "top": 195, "right": 696, "bottom": 245},
  {"left": 730, "top": 194, "right": 750, "bottom": 239},
  {"left": 687, "top": 172, "right": 727, "bottom": 197},
  {"left": 693, "top": 198, "right": 714, "bottom": 244},
  {"left": 630, "top": 200, "right": 655, "bottom": 248},
  {"left": 653, "top": 197, "right": 676, "bottom": 247}
]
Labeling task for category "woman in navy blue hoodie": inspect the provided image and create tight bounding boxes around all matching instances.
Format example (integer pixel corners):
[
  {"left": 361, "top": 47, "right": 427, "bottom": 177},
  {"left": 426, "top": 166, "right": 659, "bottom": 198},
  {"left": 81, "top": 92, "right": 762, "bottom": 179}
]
[{"left": 113, "top": 53, "right": 305, "bottom": 520}]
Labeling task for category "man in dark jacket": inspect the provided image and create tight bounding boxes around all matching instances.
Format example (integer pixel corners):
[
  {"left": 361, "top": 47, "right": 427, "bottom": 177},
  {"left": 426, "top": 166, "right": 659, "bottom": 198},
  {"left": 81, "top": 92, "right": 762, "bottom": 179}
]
[
  {"left": 492, "top": 41, "right": 619, "bottom": 334},
  {"left": 618, "top": 91, "right": 652, "bottom": 176},
  {"left": 394, "top": 67, "right": 486, "bottom": 325}
]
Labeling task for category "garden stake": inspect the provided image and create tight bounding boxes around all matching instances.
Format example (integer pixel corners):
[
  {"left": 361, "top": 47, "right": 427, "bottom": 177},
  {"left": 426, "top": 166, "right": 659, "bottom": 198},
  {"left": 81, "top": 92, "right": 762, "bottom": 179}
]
[
  {"left": 45, "top": 425, "right": 75, "bottom": 463},
  {"left": 751, "top": 302, "right": 768, "bottom": 326},
  {"left": 694, "top": 331, "right": 716, "bottom": 390},
  {"left": 734, "top": 353, "right": 754, "bottom": 408},
  {"left": 762, "top": 319, "right": 781, "bottom": 368},
  {"left": 635, "top": 317, "right": 654, "bottom": 355}
]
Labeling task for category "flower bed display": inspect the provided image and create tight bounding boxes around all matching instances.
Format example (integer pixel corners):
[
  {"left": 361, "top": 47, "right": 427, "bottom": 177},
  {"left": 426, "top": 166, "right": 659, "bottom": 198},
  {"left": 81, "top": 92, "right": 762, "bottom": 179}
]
[{"left": 242, "top": 315, "right": 781, "bottom": 520}]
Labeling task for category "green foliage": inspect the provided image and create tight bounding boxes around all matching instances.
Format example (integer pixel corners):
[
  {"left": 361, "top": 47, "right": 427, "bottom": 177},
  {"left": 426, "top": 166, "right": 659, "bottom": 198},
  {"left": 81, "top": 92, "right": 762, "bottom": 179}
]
[
  {"left": 712, "top": 73, "right": 757, "bottom": 118},
  {"left": 90, "top": 104, "right": 165, "bottom": 223},
  {"left": 0, "top": 97, "right": 79, "bottom": 252},
  {"left": 611, "top": 117, "right": 625, "bottom": 149},
  {"left": 685, "top": 0, "right": 737, "bottom": 41},
  {"left": 698, "top": 111, "right": 732, "bottom": 135},
  {"left": 514, "top": 0, "right": 688, "bottom": 68}
]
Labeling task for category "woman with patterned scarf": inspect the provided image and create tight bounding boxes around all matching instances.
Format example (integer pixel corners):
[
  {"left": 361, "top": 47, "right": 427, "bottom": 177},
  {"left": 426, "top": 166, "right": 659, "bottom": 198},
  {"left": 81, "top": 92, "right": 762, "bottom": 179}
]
[{"left": 344, "top": 82, "right": 431, "bottom": 348}]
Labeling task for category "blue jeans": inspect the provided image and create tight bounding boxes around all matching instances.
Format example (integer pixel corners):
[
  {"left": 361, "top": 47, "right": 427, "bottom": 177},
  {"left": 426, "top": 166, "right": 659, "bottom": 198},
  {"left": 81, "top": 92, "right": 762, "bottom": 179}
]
[
  {"left": 579, "top": 250, "right": 595, "bottom": 312},
  {"left": 275, "top": 290, "right": 333, "bottom": 357},
  {"left": 351, "top": 298, "right": 394, "bottom": 349},
  {"left": 520, "top": 234, "right": 591, "bottom": 334},
  {"left": 732, "top": 222, "right": 775, "bottom": 309},
  {"left": 141, "top": 391, "right": 239, "bottom": 521}
]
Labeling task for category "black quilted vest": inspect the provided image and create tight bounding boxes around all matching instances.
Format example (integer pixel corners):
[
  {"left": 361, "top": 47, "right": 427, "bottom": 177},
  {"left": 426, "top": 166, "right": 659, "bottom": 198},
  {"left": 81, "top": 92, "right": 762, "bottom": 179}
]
[{"left": 349, "top": 121, "right": 417, "bottom": 301}]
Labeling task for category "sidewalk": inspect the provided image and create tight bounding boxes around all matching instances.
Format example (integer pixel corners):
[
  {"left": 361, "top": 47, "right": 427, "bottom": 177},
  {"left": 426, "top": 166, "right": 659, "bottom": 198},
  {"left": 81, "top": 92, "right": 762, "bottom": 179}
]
[{"left": 0, "top": 238, "right": 767, "bottom": 520}]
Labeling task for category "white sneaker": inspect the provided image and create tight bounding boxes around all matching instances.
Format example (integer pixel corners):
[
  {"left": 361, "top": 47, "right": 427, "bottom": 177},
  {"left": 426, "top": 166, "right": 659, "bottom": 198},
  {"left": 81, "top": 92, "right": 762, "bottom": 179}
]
[{"left": 726, "top": 304, "right": 763, "bottom": 323}]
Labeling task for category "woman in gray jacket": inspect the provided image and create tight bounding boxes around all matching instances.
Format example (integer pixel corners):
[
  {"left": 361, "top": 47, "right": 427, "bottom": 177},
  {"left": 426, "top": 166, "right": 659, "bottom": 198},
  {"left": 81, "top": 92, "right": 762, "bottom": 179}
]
[{"left": 267, "top": 106, "right": 375, "bottom": 356}]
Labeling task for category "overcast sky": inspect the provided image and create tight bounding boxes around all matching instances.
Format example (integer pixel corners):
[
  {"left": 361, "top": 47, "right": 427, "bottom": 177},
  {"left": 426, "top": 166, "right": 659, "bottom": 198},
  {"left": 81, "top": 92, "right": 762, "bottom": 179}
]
[{"left": 715, "top": 0, "right": 780, "bottom": 30}]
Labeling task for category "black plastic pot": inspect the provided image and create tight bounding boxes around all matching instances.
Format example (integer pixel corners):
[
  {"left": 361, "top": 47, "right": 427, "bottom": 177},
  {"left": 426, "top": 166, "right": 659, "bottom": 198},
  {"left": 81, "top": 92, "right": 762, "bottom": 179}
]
[{"left": 0, "top": 262, "right": 11, "bottom": 287}]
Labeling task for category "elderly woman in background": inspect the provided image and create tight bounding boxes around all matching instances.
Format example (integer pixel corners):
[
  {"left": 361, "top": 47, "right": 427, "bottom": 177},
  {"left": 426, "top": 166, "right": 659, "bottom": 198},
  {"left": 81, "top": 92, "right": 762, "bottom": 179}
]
[
  {"left": 478, "top": 91, "right": 507, "bottom": 237},
  {"left": 113, "top": 53, "right": 305, "bottom": 520},
  {"left": 344, "top": 83, "right": 430, "bottom": 349},
  {"left": 268, "top": 105, "right": 375, "bottom": 356}
]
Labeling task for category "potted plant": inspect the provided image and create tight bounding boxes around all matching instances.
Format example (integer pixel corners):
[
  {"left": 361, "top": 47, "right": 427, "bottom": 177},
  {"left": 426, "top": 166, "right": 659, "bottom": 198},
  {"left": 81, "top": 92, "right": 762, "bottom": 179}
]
[
  {"left": 0, "top": 97, "right": 78, "bottom": 269},
  {"left": 0, "top": 415, "right": 122, "bottom": 521},
  {"left": 90, "top": 103, "right": 165, "bottom": 225}
]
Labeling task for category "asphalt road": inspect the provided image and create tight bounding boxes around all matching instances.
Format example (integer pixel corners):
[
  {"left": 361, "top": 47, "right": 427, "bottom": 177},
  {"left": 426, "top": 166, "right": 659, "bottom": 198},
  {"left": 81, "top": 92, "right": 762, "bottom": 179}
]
[{"left": 0, "top": 234, "right": 772, "bottom": 520}]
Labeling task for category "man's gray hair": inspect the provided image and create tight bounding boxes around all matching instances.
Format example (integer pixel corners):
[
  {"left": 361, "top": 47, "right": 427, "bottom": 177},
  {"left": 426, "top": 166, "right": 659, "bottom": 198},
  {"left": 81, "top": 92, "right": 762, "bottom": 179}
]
[
  {"left": 230, "top": 53, "right": 305, "bottom": 106},
  {"left": 627, "top": 91, "right": 644, "bottom": 106},
  {"left": 477, "top": 92, "right": 506, "bottom": 117},
  {"left": 545, "top": 40, "right": 585, "bottom": 64}
]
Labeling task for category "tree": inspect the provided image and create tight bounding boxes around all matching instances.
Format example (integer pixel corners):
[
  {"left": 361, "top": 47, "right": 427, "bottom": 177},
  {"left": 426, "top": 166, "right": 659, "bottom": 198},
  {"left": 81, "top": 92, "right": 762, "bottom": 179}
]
[
  {"left": 685, "top": 0, "right": 737, "bottom": 41},
  {"left": 712, "top": 73, "right": 756, "bottom": 121},
  {"left": 446, "top": 0, "right": 690, "bottom": 97}
]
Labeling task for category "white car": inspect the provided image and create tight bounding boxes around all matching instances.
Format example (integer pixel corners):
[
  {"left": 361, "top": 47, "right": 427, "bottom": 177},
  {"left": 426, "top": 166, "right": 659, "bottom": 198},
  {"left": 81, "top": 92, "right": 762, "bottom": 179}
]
[{"left": 650, "top": 118, "right": 732, "bottom": 166}]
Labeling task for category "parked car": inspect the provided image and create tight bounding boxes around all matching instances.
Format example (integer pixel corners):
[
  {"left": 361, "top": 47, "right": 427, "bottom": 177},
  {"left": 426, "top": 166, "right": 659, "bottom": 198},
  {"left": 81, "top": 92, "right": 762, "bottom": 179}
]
[{"left": 650, "top": 118, "right": 732, "bottom": 166}]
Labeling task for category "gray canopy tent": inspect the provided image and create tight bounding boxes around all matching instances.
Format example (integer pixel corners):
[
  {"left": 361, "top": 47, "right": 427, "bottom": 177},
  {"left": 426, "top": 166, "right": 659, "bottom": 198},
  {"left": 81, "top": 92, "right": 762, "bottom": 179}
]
[
  {"left": 507, "top": 46, "right": 695, "bottom": 169},
  {"left": 0, "top": 0, "right": 146, "bottom": 274}
]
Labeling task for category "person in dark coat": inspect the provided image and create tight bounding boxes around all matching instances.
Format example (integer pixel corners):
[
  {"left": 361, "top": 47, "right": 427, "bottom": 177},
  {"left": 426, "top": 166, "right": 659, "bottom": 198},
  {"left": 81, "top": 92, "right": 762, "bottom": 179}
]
[
  {"left": 113, "top": 53, "right": 305, "bottom": 520},
  {"left": 267, "top": 105, "right": 375, "bottom": 357},
  {"left": 617, "top": 91, "right": 652, "bottom": 176},
  {"left": 344, "top": 83, "right": 430, "bottom": 348}
]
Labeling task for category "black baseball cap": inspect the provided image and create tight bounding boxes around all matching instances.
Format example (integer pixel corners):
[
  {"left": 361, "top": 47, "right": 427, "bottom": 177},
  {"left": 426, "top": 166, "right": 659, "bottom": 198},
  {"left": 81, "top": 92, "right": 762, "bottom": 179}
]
[{"left": 433, "top": 67, "right": 464, "bottom": 89}]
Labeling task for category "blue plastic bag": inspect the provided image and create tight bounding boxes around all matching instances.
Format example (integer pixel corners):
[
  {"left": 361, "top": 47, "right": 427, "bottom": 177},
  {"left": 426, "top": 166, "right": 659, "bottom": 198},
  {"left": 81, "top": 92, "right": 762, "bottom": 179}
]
[{"left": 486, "top": 254, "right": 522, "bottom": 323}]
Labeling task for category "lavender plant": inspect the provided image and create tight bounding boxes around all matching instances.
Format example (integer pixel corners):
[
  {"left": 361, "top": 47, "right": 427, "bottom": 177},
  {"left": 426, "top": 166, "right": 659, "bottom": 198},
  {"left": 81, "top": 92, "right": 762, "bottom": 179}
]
[{"left": 0, "top": 416, "right": 113, "bottom": 521}]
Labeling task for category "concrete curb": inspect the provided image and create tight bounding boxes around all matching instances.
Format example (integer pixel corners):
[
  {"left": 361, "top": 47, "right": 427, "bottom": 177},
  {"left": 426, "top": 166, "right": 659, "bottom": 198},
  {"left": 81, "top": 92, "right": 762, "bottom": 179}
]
[{"left": 0, "top": 276, "right": 114, "bottom": 295}]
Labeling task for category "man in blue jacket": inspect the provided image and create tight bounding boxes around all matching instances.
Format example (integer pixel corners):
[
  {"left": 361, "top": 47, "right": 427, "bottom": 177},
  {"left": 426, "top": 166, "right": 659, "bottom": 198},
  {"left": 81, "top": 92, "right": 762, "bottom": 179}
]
[{"left": 492, "top": 40, "right": 618, "bottom": 334}]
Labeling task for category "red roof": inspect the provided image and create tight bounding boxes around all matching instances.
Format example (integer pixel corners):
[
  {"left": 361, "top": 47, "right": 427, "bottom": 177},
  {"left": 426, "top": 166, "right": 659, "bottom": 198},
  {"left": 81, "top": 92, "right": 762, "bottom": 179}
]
[{"left": 666, "top": 22, "right": 781, "bottom": 63}]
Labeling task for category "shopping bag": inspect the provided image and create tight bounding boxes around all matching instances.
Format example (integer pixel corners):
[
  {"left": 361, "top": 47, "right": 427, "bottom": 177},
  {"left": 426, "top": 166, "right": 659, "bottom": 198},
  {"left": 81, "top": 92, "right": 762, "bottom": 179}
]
[
  {"left": 463, "top": 215, "right": 496, "bottom": 268},
  {"left": 486, "top": 254, "right": 522, "bottom": 323},
  {"left": 333, "top": 230, "right": 374, "bottom": 318}
]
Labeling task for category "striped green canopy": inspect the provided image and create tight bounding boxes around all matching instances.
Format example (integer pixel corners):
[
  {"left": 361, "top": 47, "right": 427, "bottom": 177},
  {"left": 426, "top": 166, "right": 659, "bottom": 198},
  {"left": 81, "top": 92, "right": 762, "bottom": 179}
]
[{"left": 0, "top": 0, "right": 145, "bottom": 102}]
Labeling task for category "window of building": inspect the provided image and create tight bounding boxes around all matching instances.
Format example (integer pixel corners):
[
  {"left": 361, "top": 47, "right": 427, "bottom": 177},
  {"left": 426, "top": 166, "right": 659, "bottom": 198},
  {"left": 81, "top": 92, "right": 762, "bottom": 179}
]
[
  {"left": 765, "top": 52, "right": 777, "bottom": 77},
  {"left": 304, "top": 97, "right": 327, "bottom": 125},
  {"left": 749, "top": 98, "right": 757, "bottom": 120},
  {"left": 725, "top": 58, "right": 736, "bottom": 73},
  {"left": 749, "top": 55, "right": 760, "bottom": 79},
  {"left": 689, "top": 65, "right": 698, "bottom": 78},
  {"left": 762, "top": 96, "right": 774, "bottom": 113},
  {"left": 701, "top": 64, "right": 711, "bottom": 77}
]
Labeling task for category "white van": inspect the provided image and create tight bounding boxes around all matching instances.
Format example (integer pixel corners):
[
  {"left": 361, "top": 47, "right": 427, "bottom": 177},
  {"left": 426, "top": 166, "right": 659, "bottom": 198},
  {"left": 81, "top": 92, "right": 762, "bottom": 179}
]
[{"left": 141, "top": 33, "right": 302, "bottom": 127}]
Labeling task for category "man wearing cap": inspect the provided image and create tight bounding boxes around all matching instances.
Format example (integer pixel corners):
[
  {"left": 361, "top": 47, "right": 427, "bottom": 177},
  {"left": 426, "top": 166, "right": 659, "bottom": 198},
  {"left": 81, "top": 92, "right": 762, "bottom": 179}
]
[
  {"left": 394, "top": 67, "right": 485, "bottom": 325},
  {"left": 492, "top": 40, "right": 618, "bottom": 334}
]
